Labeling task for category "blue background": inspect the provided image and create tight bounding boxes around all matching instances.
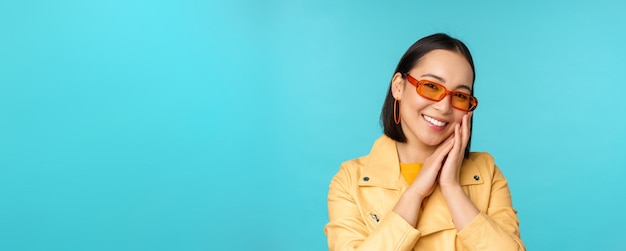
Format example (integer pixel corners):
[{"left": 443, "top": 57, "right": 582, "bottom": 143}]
[{"left": 1, "top": 0, "right": 625, "bottom": 250}]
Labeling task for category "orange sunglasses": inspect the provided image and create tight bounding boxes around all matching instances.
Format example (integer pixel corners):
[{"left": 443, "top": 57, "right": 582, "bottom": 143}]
[{"left": 405, "top": 73, "right": 478, "bottom": 111}]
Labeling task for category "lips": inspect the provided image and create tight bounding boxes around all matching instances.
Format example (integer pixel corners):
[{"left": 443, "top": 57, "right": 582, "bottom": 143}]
[{"left": 422, "top": 114, "right": 448, "bottom": 127}]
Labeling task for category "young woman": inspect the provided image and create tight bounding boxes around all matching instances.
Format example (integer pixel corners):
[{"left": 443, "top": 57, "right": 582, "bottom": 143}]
[{"left": 324, "top": 33, "right": 525, "bottom": 251}]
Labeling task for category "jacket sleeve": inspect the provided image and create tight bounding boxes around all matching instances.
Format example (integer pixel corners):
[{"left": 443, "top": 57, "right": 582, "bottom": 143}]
[
  {"left": 324, "top": 164, "right": 421, "bottom": 251},
  {"left": 457, "top": 163, "right": 526, "bottom": 251}
]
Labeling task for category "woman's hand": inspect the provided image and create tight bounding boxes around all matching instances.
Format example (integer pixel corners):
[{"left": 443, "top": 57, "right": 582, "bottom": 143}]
[
  {"left": 394, "top": 135, "right": 454, "bottom": 227},
  {"left": 439, "top": 112, "right": 472, "bottom": 189},
  {"left": 406, "top": 135, "right": 454, "bottom": 199},
  {"left": 393, "top": 112, "right": 472, "bottom": 228},
  {"left": 437, "top": 112, "right": 480, "bottom": 231}
]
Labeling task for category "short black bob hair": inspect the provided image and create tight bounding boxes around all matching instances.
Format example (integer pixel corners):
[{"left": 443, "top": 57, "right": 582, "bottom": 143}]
[{"left": 380, "top": 33, "right": 476, "bottom": 158}]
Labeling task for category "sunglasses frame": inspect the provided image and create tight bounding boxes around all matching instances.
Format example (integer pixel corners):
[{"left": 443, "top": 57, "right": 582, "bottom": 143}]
[{"left": 404, "top": 73, "right": 478, "bottom": 111}]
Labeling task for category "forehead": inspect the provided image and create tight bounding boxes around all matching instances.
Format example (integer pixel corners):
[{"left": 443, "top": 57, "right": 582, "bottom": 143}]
[{"left": 409, "top": 49, "right": 474, "bottom": 89}]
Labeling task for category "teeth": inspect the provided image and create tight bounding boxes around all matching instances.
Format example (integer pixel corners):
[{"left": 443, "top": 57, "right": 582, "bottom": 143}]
[{"left": 423, "top": 115, "right": 447, "bottom": 127}]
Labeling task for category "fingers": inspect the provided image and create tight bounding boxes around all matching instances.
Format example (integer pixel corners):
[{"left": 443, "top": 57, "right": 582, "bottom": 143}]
[
  {"left": 455, "top": 122, "right": 462, "bottom": 151},
  {"left": 438, "top": 122, "right": 464, "bottom": 185},
  {"left": 449, "top": 112, "right": 472, "bottom": 158},
  {"left": 420, "top": 136, "right": 453, "bottom": 177},
  {"left": 442, "top": 123, "right": 460, "bottom": 162},
  {"left": 461, "top": 112, "right": 472, "bottom": 148},
  {"left": 444, "top": 121, "right": 464, "bottom": 162},
  {"left": 432, "top": 136, "right": 454, "bottom": 163}
]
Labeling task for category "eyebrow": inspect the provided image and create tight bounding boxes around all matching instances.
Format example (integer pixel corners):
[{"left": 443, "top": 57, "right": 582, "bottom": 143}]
[{"left": 420, "top": 73, "right": 472, "bottom": 92}]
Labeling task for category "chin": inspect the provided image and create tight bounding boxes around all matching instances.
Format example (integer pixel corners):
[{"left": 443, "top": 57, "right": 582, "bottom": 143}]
[
  {"left": 424, "top": 129, "right": 455, "bottom": 145},
  {"left": 419, "top": 135, "right": 445, "bottom": 147}
]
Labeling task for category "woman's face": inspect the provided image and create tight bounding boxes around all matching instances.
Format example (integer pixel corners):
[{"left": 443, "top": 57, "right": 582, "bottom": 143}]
[{"left": 392, "top": 49, "right": 474, "bottom": 147}]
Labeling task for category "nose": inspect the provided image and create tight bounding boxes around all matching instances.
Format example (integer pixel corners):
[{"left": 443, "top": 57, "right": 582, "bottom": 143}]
[{"left": 431, "top": 94, "right": 453, "bottom": 114}]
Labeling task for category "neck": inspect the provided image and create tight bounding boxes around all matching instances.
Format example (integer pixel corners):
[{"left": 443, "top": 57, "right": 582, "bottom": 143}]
[{"left": 396, "top": 139, "right": 436, "bottom": 164}]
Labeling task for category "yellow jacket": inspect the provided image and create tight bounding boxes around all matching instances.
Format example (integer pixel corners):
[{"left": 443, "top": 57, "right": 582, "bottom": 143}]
[{"left": 324, "top": 135, "right": 525, "bottom": 251}]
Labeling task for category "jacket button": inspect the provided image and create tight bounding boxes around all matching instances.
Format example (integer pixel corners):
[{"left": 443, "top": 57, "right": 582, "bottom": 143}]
[
  {"left": 473, "top": 175, "right": 480, "bottom": 181},
  {"left": 363, "top": 177, "right": 370, "bottom": 181}
]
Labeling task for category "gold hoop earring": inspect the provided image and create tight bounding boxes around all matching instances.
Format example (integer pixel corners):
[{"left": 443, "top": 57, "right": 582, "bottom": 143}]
[{"left": 394, "top": 99, "right": 401, "bottom": 125}]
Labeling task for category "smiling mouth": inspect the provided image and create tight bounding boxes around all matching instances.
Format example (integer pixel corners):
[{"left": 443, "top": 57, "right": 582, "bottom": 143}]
[{"left": 422, "top": 114, "right": 448, "bottom": 127}]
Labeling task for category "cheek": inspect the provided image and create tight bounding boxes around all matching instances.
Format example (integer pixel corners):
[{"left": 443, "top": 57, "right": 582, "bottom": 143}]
[
  {"left": 400, "top": 93, "right": 431, "bottom": 113},
  {"left": 400, "top": 100, "right": 425, "bottom": 120}
]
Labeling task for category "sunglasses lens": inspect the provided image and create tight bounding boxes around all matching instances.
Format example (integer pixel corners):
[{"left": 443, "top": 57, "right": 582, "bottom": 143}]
[
  {"left": 417, "top": 82, "right": 445, "bottom": 100},
  {"left": 451, "top": 93, "right": 473, "bottom": 111}
]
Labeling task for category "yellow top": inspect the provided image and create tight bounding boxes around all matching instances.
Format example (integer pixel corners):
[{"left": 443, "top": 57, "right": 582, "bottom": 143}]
[{"left": 400, "top": 162, "right": 423, "bottom": 185}]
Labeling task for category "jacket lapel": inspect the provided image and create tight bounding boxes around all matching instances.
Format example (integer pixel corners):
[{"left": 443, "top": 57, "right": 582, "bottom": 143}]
[
  {"left": 357, "top": 135, "right": 402, "bottom": 190},
  {"left": 459, "top": 156, "right": 484, "bottom": 186}
]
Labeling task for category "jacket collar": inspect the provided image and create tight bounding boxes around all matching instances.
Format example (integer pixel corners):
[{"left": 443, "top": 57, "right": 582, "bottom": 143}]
[
  {"left": 357, "top": 135, "right": 402, "bottom": 190},
  {"left": 357, "top": 135, "right": 483, "bottom": 190}
]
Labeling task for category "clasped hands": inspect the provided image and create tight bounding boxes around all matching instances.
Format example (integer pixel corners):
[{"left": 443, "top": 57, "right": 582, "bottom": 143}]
[{"left": 408, "top": 112, "right": 472, "bottom": 200}]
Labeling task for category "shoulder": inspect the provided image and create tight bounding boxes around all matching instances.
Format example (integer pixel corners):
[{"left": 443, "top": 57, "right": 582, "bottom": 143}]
[
  {"left": 467, "top": 152, "right": 496, "bottom": 168},
  {"left": 466, "top": 152, "right": 509, "bottom": 181},
  {"left": 329, "top": 135, "right": 393, "bottom": 183},
  {"left": 463, "top": 152, "right": 497, "bottom": 181},
  {"left": 331, "top": 155, "right": 368, "bottom": 185}
]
